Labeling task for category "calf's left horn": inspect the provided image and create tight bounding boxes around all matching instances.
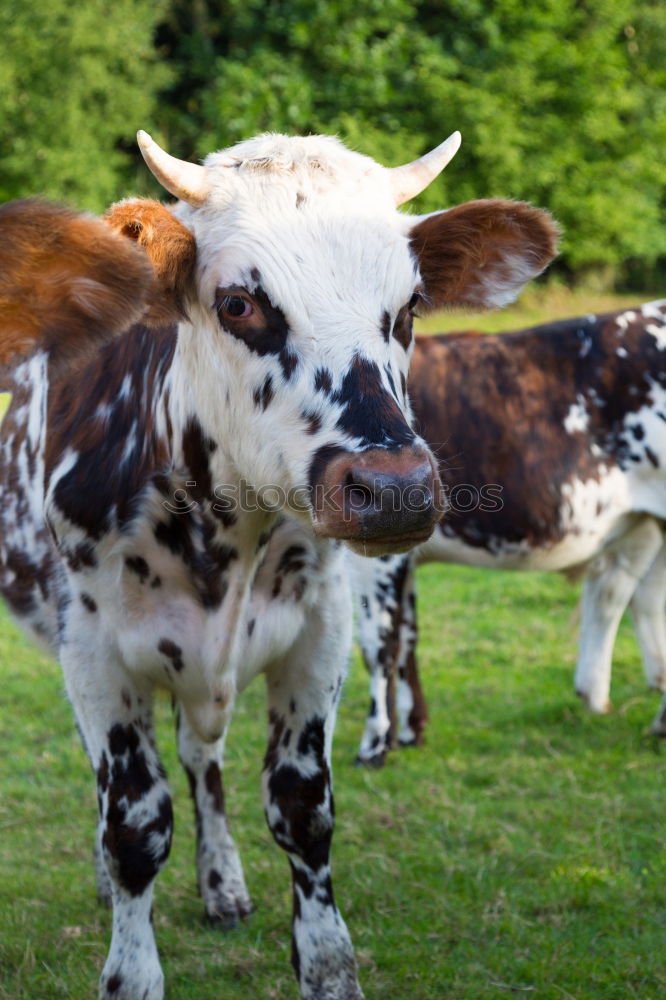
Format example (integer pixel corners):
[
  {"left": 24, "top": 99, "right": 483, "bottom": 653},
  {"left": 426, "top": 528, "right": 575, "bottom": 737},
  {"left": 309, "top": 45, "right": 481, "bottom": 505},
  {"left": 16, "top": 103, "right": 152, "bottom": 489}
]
[
  {"left": 388, "top": 131, "right": 461, "bottom": 206},
  {"left": 137, "top": 130, "right": 210, "bottom": 207}
]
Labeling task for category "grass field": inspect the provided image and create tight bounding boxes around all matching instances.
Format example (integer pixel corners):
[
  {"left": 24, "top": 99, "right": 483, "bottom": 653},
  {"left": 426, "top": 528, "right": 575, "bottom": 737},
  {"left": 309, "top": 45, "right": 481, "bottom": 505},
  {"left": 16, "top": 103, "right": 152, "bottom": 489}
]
[
  {"left": 415, "top": 285, "right": 662, "bottom": 335},
  {"left": 1, "top": 287, "right": 665, "bottom": 999},
  {"left": 1, "top": 565, "right": 665, "bottom": 1000}
]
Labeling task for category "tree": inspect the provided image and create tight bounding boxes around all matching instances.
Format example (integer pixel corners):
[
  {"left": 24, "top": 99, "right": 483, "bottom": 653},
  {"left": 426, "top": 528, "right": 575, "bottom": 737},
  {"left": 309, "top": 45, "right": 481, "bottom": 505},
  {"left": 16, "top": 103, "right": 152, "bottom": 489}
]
[
  {"left": 155, "top": 0, "right": 666, "bottom": 282},
  {"left": 0, "top": 0, "right": 170, "bottom": 210}
]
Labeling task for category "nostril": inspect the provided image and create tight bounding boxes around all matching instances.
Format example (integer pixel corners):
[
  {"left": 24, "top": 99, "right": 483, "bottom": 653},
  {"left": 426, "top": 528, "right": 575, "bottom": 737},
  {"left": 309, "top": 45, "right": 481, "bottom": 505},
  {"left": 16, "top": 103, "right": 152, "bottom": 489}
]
[{"left": 344, "top": 471, "right": 374, "bottom": 511}]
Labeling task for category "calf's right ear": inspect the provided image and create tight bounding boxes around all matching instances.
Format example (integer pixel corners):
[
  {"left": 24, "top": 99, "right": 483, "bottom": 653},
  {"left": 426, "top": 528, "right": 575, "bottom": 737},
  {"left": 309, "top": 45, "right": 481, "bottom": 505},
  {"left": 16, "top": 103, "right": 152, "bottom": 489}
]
[
  {"left": 103, "top": 199, "right": 197, "bottom": 326},
  {"left": 0, "top": 198, "right": 157, "bottom": 369},
  {"left": 408, "top": 199, "right": 559, "bottom": 312}
]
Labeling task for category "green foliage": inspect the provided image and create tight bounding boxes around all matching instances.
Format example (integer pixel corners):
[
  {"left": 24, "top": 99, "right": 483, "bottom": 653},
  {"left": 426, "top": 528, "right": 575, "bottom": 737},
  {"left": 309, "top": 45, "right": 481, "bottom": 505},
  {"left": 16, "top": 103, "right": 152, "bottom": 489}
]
[
  {"left": 1, "top": 0, "right": 665, "bottom": 281},
  {"left": 155, "top": 0, "right": 666, "bottom": 281},
  {"left": 0, "top": 0, "right": 170, "bottom": 210}
]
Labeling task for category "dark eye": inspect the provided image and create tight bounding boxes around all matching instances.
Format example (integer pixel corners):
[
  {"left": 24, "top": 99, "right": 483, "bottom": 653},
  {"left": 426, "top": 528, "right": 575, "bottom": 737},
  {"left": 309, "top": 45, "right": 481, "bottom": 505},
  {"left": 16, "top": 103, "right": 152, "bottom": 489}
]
[
  {"left": 218, "top": 295, "right": 253, "bottom": 319},
  {"left": 408, "top": 292, "right": 422, "bottom": 315}
]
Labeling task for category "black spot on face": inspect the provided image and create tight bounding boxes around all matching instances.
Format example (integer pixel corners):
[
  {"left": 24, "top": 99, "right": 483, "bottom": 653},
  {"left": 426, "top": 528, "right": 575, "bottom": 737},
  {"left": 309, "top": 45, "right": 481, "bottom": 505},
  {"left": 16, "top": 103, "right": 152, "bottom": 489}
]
[
  {"left": 254, "top": 374, "right": 274, "bottom": 410},
  {"left": 302, "top": 409, "right": 322, "bottom": 434},
  {"left": 645, "top": 445, "right": 659, "bottom": 468},
  {"left": 381, "top": 311, "right": 391, "bottom": 343},
  {"left": 332, "top": 357, "right": 415, "bottom": 446},
  {"left": 80, "top": 592, "right": 97, "bottom": 613},
  {"left": 279, "top": 347, "right": 299, "bottom": 381},
  {"left": 314, "top": 368, "right": 333, "bottom": 395}
]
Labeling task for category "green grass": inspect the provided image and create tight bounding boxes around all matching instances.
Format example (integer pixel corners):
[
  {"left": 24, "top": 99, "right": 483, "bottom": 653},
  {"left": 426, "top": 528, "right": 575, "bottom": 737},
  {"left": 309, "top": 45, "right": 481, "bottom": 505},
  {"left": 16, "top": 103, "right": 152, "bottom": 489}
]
[
  {"left": 1, "top": 285, "right": 665, "bottom": 997},
  {"left": 415, "top": 285, "right": 662, "bottom": 335},
  {"left": 1, "top": 564, "right": 665, "bottom": 1000}
]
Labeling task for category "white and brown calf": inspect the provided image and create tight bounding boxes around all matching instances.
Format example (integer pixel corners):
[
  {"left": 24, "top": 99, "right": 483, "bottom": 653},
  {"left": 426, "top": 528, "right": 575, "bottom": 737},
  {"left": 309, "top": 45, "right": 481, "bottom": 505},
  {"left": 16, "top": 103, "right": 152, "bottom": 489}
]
[
  {"left": 0, "top": 131, "right": 557, "bottom": 1000},
  {"left": 353, "top": 308, "right": 666, "bottom": 765}
]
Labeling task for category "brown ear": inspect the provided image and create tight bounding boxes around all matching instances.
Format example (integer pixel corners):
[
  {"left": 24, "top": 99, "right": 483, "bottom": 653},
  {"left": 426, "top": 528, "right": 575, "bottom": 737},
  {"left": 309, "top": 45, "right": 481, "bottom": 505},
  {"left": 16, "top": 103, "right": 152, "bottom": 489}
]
[
  {"left": 0, "top": 198, "right": 156, "bottom": 369},
  {"left": 409, "top": 200, "right": 559, "bottom": 311},
  {"left": 103, "top": 199, "right": 196, "bottom": 326}
]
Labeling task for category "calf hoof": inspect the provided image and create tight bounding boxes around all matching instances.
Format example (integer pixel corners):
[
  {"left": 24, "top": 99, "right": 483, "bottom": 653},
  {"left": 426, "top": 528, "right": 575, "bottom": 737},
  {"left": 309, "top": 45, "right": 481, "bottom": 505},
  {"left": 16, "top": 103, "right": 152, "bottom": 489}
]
[
  {"left": 398, "top": 733, "right": 425, "bottom": 748},
  {"left": 576, "top": 689, "right": 611, "bottom": 714},
  {"left": 204, "top": 897, "right": 254, "bottom": 929},
  {"left": 650, "top": 703, "right": 666, "bottom": 738},
  {"left": 200, "top": 851, "right": 252, "bottom": 929},
  {"left": 100, "top": 962, "right": 163, "bottom": 1000},
  {"left": 354, "top": 749, "right": 387, "bottom": 769}
]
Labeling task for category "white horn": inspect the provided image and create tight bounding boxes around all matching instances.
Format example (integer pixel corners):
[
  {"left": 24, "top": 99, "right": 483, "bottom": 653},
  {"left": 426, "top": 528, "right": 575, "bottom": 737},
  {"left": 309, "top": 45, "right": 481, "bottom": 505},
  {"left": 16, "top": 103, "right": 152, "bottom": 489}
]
[
  {"left": 388, "top": 131, "right": 462, "bottom": 206},
  {"left": 137, "top": 130, "right": 209, "bottom": 207}
]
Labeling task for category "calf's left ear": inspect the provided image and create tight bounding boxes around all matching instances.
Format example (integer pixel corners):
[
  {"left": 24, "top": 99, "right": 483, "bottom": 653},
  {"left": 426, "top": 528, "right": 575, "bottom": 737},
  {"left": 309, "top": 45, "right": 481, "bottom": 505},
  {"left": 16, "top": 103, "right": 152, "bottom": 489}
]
[
  {"left": 104, "top": 199, "right": 197, "bottom": 326},
  {"left": 408, "top": 199, "right": 559, "bottom": 312}
]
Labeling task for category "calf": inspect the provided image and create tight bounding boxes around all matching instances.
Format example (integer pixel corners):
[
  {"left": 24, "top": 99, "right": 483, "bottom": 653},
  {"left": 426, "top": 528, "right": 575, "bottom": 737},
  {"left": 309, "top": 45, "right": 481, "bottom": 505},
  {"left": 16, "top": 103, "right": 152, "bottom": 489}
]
[
  {"left": 353, "top": 310, "right": 666, "bottom": 765},
  {"left": 0, "top": 130, "right": 556, "bottom": 1000}
]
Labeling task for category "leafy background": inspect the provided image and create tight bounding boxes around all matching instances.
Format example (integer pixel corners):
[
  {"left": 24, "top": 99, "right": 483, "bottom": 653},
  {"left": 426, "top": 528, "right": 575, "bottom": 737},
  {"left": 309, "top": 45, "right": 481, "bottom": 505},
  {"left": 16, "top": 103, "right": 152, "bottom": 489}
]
[{"left": 1, "top": 0, "right": 665, "bottom": 285}]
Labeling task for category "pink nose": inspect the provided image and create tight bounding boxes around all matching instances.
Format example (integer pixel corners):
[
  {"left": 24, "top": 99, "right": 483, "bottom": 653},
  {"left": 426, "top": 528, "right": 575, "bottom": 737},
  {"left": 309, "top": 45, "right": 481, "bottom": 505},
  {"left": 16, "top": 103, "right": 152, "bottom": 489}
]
[{"left": 311, "top": 445, "right": 445, "bottom": 555}]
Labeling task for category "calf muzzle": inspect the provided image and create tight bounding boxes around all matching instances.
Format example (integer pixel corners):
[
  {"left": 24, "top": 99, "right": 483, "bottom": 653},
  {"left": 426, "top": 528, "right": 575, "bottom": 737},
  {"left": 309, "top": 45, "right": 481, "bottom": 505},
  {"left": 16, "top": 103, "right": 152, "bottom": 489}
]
[{"left": 312, "top": 445, "right": 445, "bottom": 555}]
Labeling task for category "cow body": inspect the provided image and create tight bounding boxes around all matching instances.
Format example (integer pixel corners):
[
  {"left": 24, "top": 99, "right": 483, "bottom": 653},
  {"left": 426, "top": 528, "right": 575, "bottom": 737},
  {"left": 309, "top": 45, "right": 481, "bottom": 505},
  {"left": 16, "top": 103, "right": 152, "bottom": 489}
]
[
  {"left": 0, "top": 133, "right": 556, "bottom": 1000},
  {"left": 353, "top": 305, "right": 666, "bottom": 765}
]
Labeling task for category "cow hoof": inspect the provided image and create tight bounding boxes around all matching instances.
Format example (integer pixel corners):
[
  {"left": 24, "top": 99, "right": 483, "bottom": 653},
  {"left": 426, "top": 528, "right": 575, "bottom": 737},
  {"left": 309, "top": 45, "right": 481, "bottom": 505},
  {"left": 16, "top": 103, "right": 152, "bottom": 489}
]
[
  {"left": 398, "top": 735, "right": 425, "bottom": 748},
  {"left": 205, "top": 898, "right": 254, "bottom": 929},
  {"left": 100, "top": 955, "right": 164, "bottom": 1000},
  {"left": 354, "top": 750, "right": 386, "bottom": 768},
  {"left": 576, "top": 689, "right": 611, "bottom": 714},
  {"left": 650, "top": 710, "right": 666, "bottom": 738}
]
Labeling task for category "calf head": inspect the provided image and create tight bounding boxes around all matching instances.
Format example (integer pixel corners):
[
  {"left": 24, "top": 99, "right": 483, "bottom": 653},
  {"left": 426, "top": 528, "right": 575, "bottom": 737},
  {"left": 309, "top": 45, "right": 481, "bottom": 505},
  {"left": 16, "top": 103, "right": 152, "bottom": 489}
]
[
  {"left": 114, "top": 131, "right": 557, "bottom": 555},
  {"left": 0, "top": 199, "right": 159, "bottom": 369}
]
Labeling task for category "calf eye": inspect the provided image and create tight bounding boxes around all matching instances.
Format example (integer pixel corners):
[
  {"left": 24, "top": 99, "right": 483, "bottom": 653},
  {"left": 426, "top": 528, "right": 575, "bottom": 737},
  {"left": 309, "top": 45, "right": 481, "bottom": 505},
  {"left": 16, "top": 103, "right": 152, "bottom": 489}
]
[
  {"left": 408, "top": 291, "right": 422, "bottom": 315},
  {"left": 217, "top": 294, "right": 253, "bottom": 320}
]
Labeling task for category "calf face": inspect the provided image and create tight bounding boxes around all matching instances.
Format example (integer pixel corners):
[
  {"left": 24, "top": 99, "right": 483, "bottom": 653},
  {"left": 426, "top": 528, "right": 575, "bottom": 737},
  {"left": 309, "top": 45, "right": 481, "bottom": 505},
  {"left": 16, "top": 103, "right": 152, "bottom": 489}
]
[
  {"left": 118, "top": 132, "right": 557, "bottom": 554},
  {"left": 0, "top": 199, "right": 159, "bottom": 369}
]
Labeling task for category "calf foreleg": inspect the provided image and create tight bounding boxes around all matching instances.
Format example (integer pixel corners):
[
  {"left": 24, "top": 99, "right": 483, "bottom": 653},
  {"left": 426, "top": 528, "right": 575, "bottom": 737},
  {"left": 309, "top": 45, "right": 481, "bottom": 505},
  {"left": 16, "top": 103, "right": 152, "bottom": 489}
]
[
  {"left": 575, "top": 517, "right": 664, "bottom": 713},
  {"left": 62, "top": 634, "right": 171, "bottom": 1000},
  {"left": 629, "top": 538, "right": 666, "bottom": 693},
  {"left": 175, "top": 702, "right": 252, "bottom": 925},
  {"left": 354, "top": 553, "right": 414, "bottom": 766},
  {"left": 262, "top": 596, "right": 364, "bottom": 1000}
]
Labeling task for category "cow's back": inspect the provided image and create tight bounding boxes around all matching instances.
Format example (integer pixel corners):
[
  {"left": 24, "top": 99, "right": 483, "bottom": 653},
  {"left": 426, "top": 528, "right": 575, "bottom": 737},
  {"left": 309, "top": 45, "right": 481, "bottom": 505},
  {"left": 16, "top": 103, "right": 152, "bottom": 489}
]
[{"left": 410, "top": 304, "right": 666, "bottom": 567}]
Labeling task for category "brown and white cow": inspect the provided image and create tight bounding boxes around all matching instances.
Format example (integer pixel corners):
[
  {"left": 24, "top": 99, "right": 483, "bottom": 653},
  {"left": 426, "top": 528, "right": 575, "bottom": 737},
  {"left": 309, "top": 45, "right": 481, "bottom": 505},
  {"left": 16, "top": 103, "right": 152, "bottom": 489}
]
[
  {"left": 0, "top": 131, "right": 557, "bottom": 1000},
  {"left": 352, "top": 309, "right": 666, "bottom": 765}
]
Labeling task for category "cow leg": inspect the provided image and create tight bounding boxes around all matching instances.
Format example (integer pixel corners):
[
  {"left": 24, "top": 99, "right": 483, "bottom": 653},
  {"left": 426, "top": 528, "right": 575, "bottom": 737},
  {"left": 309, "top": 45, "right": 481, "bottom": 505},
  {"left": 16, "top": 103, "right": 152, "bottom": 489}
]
[
  {"left": 354, "top": 554, "right": 411, "bottom": 766},
  {"left": 262, "top": 599, "right": 364, "bottom": 999},
  {"left": 394, "top": 561, "right": 427, "bottom": 747},
  {"left": 61, "top": 640, "right": 170, "bottom": 1000},
  {"left": 629, "top": 539, "right": 666, "bottom": 692},
  {"left": 575, "top": 517, "right": 664, "bottom": 713},
  {"left": 651, "top": 692, "right": 666, "bottom": 737},
  {"left": 174, "top": 701, "right": 252, "bottom": 926}
]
